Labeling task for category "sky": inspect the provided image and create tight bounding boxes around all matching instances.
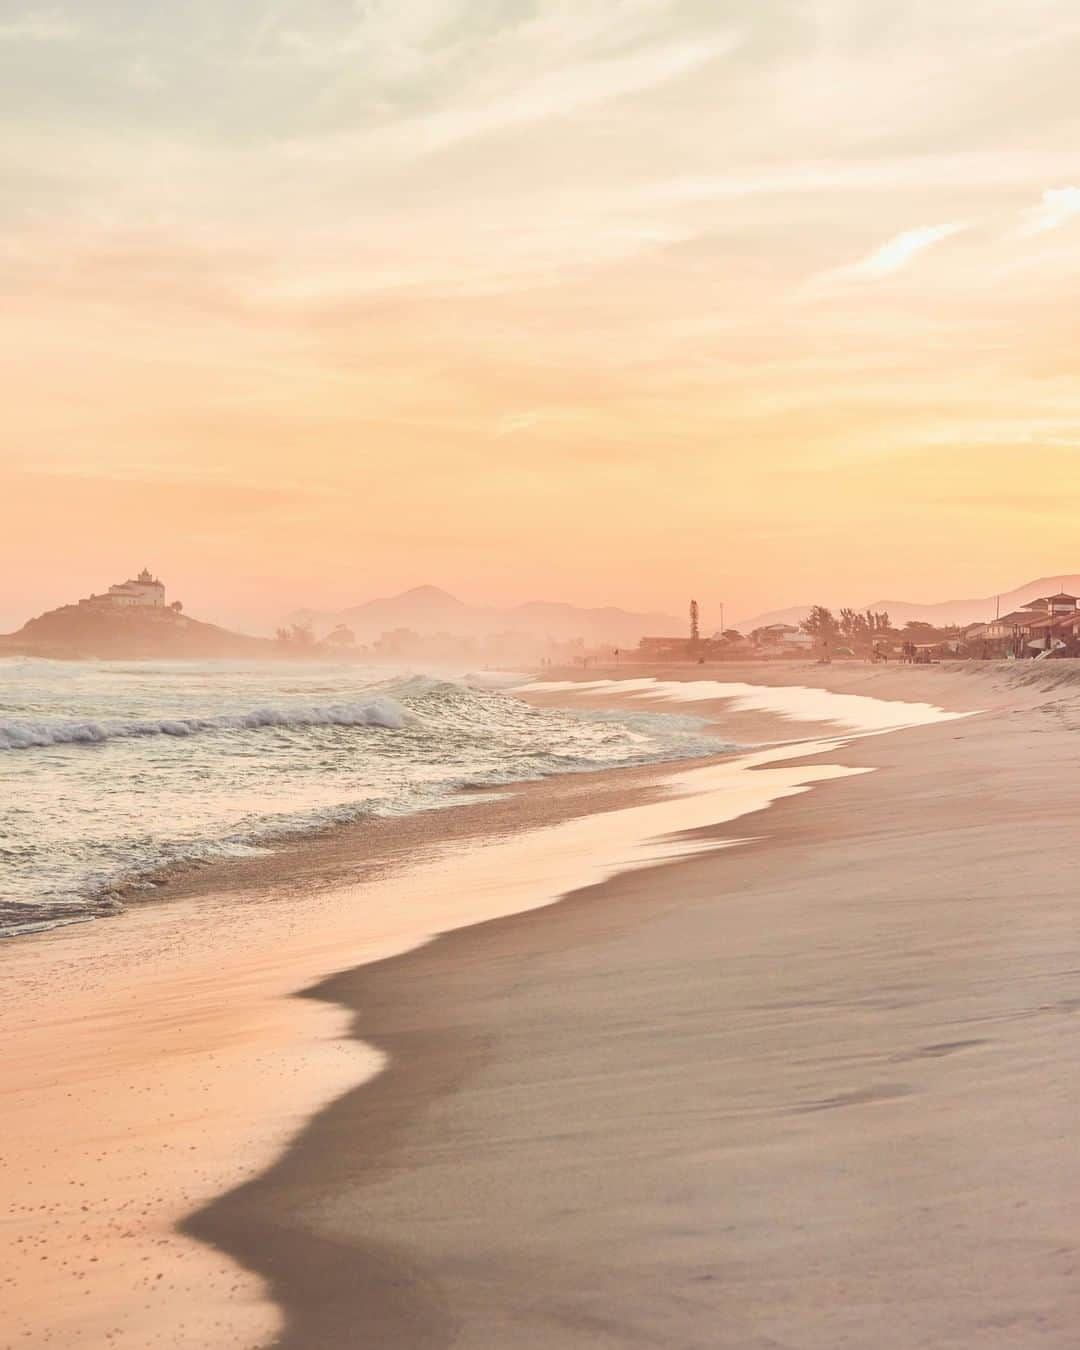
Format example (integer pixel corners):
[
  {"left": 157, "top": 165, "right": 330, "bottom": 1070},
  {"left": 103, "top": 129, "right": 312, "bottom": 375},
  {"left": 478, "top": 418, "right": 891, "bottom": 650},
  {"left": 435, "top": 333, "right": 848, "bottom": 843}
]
[{"left": 2, "top": 0, "right": 1079, "bottom": 632}]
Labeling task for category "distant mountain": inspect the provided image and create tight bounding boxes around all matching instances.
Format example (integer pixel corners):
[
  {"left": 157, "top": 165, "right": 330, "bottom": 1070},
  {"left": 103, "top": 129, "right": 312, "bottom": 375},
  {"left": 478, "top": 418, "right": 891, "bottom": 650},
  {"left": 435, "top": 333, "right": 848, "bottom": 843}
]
[
  {"left": 285, "top": 586, "right": 684, "bottom": 646},
  {"left": 0, "top": 602, "right": 273, "bottom": 660},
  {"left": 730, "top": 603, "right": 815, "bottom": 632},
  {"left": 735, "top": 575, "right": 1080, "bottom": 633}
]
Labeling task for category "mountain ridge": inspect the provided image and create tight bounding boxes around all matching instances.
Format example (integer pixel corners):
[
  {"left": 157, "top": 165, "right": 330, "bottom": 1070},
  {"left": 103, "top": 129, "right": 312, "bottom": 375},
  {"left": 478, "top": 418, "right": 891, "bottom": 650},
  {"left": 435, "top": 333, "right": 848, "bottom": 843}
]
[{"left": 285, "top": 586, "right": 685, "bottom": 645}]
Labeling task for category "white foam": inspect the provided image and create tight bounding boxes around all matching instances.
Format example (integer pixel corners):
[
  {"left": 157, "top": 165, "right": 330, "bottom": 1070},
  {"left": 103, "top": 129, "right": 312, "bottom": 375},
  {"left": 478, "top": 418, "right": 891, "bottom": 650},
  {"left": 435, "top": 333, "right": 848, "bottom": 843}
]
[
  {"left": 0, "top": 668, "right": 732, "bottom": 936},
  {"left": 0, "top": 698, "right": 409, "bottom": 751},
  {"left": 517, "top": 677, "right": 965, "bottom": 734}
]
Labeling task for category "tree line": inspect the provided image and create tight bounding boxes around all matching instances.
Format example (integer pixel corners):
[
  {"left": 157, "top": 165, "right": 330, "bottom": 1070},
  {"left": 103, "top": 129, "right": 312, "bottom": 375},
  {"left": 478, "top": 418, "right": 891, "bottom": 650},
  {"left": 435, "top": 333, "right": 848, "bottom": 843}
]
[
  {"left": 798, "top": 606, "right": 963, "bottom": 652},
  {"left": 800, "top": 606, "right": 891, "bottom": 644}
]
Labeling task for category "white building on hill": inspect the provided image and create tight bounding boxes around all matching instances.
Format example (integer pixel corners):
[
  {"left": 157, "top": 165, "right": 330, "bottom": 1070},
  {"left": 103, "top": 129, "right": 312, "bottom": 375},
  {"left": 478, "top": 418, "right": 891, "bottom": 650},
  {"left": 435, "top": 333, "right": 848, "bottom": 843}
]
[{"left": 83, "top": 568, "right": 168, "bottom": 609}]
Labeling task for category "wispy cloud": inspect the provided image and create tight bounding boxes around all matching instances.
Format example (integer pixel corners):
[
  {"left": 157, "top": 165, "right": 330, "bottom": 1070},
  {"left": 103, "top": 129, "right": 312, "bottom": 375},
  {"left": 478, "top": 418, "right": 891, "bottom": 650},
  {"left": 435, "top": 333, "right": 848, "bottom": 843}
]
[
  {"left": 414, "top": 38, "right": 728, "bottom": 153},
  {"left": 271, "top": 0, "right": 474, "bottom": 74},
  {"left": 287, "top": 32, "right": 737, "bottom": 162},
  {"left": 269, "top": 0, "right": 686, "bottom": 78},
  {"left": 492, "top": 405, "right": 601, "bottom": 441},
  {"left": 493, "top": 410, "right": 543, "bottom": 439},
  {"left": 655, "top": 150, "right": 1080, "bottom": 205},
  {"left": 0, "top": 10, "right": 78, "bottom": 41},
  {"left": 799, "top": 220, "right": 972, "bottom": 299},
  {"left": 802, "top": 221, "right": 972, "bottom": 298},
  {"left": 845, "top": 223, "right": 969, "bottom": 278},
  {"left": 1018, "top": 185, "right": 1080, "bottom": 235}
]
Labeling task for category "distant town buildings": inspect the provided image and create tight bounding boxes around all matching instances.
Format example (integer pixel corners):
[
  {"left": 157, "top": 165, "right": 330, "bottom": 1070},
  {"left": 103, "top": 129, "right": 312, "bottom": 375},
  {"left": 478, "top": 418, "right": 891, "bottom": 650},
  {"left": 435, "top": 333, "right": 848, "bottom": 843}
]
[
  {"left": 638, "top": 608, "right": 806, "bottom": 662},
  {"left": 633, "top": 591, "right": 1080, "bottom": 665},
  {"left": 638, "top": 635, "right": 698, "bottom": 660}
]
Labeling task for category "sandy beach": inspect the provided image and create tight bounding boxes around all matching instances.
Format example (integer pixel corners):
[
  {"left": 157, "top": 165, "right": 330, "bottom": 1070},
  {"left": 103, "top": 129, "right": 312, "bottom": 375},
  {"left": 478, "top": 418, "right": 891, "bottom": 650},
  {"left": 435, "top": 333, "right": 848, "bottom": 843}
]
[
  {"left": 5, "top": 661, "right": 1080, "bottom": 1348},
  {"left": 11, "top": 3, "right": 1079, "bottom": 1344}
]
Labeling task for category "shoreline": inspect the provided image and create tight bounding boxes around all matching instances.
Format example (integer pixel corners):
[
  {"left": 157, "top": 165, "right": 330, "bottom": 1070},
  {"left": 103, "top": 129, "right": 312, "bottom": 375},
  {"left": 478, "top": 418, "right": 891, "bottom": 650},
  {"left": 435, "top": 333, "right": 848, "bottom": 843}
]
[
  {"left": 4, "top": 662, "right": 1070, "bottom": 1347},
  {"left": 186, "top": 664, "right": 1080, "bottom": 1348},
  {"left": 0, "top": 657, "right": 1045, "bottom": 944},
  {"left": 0, "top": 660, "right": 878, "bottom": 946},
  {"left": 4, "top": 679, "right": 830, "bottom": 1349},
  {"left": 1, "top": 750, "right": 692, "bottom": 1350}
]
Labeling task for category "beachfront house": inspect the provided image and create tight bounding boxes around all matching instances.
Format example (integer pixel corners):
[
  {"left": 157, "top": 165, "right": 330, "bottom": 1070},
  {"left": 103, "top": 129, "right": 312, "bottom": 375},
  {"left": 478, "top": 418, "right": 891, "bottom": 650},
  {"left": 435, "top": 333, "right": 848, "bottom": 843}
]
[
  {"left": 1029, "top": 592, "right": 1079, "bottom": 616},
  {"left": 1025, "top": 598, "right": 1080, "bottom": 656},
  {"left": 1019, "top": 594, "right": 1078, "bottom": 655},
  {"left": 751, "top": 623, "right": 813, "bottom": 652},
  {"left": 978, "top": 612, "right": 1032, "bottom": 642},
  {"left": 968, "top": 594, "right": 1080, "bottom": 656}
]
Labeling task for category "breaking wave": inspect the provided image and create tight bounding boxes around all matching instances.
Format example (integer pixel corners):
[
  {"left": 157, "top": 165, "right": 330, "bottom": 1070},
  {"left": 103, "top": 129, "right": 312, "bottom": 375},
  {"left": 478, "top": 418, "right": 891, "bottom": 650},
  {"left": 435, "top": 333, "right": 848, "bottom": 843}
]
[
  {"left": 0, "top": 699, "right": 409, "bottom": 751},
  {"left": 0, "top": 661, "right": 731, "bottom": 938}
]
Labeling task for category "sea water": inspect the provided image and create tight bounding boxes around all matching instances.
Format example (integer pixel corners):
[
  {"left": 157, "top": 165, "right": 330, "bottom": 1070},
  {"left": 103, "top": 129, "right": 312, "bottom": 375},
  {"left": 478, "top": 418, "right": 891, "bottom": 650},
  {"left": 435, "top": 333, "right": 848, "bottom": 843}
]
[{"left": 0, "top": 659, "right": 725, "bottom": 937}]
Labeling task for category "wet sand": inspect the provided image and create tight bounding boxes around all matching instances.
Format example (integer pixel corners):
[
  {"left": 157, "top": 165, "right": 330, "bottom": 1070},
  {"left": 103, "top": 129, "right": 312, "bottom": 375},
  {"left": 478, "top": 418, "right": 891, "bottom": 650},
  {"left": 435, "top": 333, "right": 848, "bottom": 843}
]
[
  {"left": 3, "top": 682, "right": 842, "bottom": 1349},
  {"left": 0, "top": 760, "right": 685, "bottom": 1350},
  {"left": 6, "top": 662, "right": 1080, "bottom": 1348},
  {"left": 186, "top": 662, "right": 1080, "bottom": 1348}
]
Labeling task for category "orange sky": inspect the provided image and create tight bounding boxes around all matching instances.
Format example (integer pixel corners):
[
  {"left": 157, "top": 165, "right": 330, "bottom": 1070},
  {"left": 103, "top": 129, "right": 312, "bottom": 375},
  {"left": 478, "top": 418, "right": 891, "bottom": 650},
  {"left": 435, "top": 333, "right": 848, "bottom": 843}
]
[{"left": 2, "top": 2, "right": 1079, "bottom": 632}]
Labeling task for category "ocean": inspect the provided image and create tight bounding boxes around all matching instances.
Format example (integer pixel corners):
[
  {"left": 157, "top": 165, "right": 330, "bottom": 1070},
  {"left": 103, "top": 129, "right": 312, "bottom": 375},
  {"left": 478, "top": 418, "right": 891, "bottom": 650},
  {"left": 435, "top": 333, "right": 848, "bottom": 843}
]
[{"left": 0, "top": 659, "right": 725, "bottom": 938}]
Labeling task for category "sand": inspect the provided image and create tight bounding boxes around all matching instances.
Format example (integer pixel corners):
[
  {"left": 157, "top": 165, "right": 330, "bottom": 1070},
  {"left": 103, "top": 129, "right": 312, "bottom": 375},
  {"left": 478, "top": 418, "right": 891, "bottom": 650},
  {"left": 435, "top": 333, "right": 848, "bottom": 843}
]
[
  {"left": 5, "top": 661, "right": 1080, "bottom": 1348},
  {"left": 1, "top": 764, "right": 679, "bottom": 1350}
]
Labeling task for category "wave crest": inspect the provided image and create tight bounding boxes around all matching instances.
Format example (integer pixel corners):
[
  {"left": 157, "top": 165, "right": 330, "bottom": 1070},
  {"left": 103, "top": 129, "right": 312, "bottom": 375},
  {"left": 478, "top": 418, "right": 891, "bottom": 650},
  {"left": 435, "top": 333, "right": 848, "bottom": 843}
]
[{"left": 0, "top": 698, "right": 409, "bottom": 751}]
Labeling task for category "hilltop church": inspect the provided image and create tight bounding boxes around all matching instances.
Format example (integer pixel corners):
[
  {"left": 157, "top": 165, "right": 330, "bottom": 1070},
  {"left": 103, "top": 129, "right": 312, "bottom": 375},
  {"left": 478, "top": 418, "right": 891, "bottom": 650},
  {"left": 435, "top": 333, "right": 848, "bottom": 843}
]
[{"left": 82, "top": 568, "right": 169, "bottom": 609}]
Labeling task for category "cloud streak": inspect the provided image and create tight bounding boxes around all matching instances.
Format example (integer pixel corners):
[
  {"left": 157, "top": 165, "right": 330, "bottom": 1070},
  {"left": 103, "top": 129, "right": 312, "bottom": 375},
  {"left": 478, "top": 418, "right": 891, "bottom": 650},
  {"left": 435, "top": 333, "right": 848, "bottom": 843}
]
[
  {"left": 805, "top": 222, "right": 972, "bottom": 296},
  {"left": 845, "top": 223, "right": 970, "bottom": 279},
  {"left": 0, "top": 11, "right": 78, "bottom": 41},
  {"left": 286, "top": 32, "right": 738, "bottom": 162},
  {"left": 1019, "top": 186, "right": 1080, "bottom": 235}
]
